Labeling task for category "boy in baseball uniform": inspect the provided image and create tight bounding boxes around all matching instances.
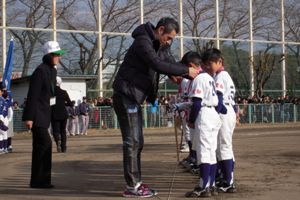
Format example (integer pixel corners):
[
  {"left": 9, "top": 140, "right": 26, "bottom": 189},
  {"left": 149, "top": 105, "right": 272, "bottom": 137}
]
[
  {"left": 214, "top": 58, "right": 237, "bottom": 193},
  {"left": 173, "top": 52, "right": 203, "bottom": 171},
  {"left": 0, "top": 88, "right": 9, "bottom": 154},
  {"left": 186, "top": 48, "right": 226, "bottom": 198}
]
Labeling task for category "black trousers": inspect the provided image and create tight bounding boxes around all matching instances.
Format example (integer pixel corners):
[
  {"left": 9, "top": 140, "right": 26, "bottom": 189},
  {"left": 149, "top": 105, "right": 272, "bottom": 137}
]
[
  {"left": 30, "top": 126, "right": 52, "bottom": 186},
  {"left": 51, "top": 119, "right": 67, "bottom": 152},
  {"left": 113, "top": 93, "right": 144, "bottom": 187}
]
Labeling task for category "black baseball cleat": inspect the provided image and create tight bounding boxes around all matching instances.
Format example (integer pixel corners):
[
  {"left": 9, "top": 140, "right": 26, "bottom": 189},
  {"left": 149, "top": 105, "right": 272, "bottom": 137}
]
[
  {"left": 185, "top": 187, "right": 211, "bottom": 198},
  {"left": 217, "top": 183, "right": 236, "bottom": 193},
  {"left": 190, "top": 164, "right": 200, "bottom": 175},
  {"left": 210, "top": 186, "right": 219, "bottom": 196},
  {"left": 30, "top": 184, "right": 55, "bottom": 189}
]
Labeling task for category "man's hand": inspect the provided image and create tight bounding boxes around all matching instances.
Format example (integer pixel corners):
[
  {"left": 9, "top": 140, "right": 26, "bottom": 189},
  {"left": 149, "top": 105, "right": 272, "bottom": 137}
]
[
  {"left": 25, "top": 120, "right": 33, "bottom": 130},
  {"left": 188, "top": 67, "right": 199, "bottom": 79},
  {"left": 169, "top": 76, "right": 182, "bottom": 84}
]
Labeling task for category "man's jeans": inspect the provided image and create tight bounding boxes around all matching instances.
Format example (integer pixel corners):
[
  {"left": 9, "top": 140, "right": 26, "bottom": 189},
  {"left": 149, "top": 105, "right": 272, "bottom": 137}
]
[{"left": 113, "top": 92, "right": 144, "bottom": 187}]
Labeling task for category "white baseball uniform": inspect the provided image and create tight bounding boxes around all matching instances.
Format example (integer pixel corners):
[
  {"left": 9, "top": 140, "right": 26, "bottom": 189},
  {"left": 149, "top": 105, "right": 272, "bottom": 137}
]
[
  {"left": 215, "top": 70, "right": 236, "bottom": 161},
  {"left": 190, "top": 72, "right": 221, "bottom": 165},
  {"left": 177, "top": 78, "right": 193, "bottom": 143}
]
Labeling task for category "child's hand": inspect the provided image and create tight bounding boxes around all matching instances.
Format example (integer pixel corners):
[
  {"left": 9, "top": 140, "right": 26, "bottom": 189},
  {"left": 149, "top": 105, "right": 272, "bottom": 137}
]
[{"left": 188, "top": 122, "right": 195, "bottom": 129}]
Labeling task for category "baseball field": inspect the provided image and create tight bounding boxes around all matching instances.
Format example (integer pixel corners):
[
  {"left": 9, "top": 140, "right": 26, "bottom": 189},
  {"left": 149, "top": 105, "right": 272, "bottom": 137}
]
[{"left": 0, "top": 123, "right": 299, "bottom": 200}]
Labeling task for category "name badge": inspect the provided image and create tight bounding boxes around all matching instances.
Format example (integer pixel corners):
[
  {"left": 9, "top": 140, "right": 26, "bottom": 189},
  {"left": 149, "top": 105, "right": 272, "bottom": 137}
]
[
  {"left": 128, "top": 105, "right": 137, "bottom": 113},
  {"left": 50, "top": 97, "right": 56, "bottom": 106}
]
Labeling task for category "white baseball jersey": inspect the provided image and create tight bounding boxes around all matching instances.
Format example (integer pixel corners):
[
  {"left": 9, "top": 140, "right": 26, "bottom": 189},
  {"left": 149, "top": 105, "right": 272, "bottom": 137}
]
[
  {"left": 189, "top": 72, "right": 221, "bottom": 165},
  {"left": 214, "top": 71, "right": 236, "bottom": 105},
  {"left": 190, "top": 72, "right": 218, "bottom": 107},
  {"left": 215, "top": 70, "right": 236, "bottom": 162}
]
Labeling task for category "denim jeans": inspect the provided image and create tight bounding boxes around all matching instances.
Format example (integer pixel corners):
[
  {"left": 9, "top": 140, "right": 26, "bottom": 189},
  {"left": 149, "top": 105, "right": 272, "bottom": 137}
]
[{"left": 113, "top": 92, "right": 144, "bottom": 187}]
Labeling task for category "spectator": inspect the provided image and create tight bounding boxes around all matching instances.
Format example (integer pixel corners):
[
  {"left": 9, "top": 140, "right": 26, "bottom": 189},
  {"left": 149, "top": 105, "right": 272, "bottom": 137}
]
[
  {"left": 20, "top": 98, "right": 27, "bottom": 108},
  {"left": 150, "top": 97, "right": 158, "bottom": 127},
  {"left": 78, "top": 97, "right": 90, "bottom": 135},
  {"left": 67, "top": 101, "right": 79, "bottom": 136},
  {"left": 51, "top": 76, "right": 72, "bottom": 153},
  {"left": 13, "top": 101, "right": 19, "bottom": 109}
]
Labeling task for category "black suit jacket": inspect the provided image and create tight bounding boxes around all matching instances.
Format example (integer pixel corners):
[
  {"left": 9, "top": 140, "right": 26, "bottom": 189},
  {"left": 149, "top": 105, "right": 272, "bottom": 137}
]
[
  {"left": 51, "top": 86, "right": 72, "bottom": 120},
  {"left": 22, "top": 57, "right": 57, "bottom": 128}
]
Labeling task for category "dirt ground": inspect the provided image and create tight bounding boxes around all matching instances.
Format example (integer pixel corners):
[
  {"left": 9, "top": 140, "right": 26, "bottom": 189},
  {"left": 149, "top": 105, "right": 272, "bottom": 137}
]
[{"left": 0, "top": 123, "right": 300, "bottom": 200}]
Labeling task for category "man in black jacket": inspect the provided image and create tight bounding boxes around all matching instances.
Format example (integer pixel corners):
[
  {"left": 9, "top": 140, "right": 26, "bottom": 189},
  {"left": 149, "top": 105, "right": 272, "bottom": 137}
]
[
  {"left": 112, "top": 17, "right": 198, "bottom": 198},
  {"left": 23, "top": 41, "right": 64, "bottom": 189},
  {"left": 51, "top": 76, "right": 72, "bottom": 153}
]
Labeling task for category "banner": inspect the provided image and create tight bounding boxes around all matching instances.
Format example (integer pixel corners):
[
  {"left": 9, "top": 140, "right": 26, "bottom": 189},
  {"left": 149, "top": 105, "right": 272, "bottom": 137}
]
[{"left": 2, "top": 39, "right": 14, "bottom": 90}]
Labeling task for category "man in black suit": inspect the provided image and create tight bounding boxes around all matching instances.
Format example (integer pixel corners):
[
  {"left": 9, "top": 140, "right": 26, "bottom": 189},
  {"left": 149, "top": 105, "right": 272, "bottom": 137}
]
[
  {"left": 23, "top": 41, "right": 65, "bottom": 189},
  {"left": 51, "top": 76, "right": 72, "bottom": 153}
]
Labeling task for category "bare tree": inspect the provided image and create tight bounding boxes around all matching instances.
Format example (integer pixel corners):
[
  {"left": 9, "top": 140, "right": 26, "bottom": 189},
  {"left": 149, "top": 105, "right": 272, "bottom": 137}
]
[
  {"left": 252, "top": 45, "right": 282, "bottom": 98},
  {"left": 6, "top": 0, "right": 76, "bottom": 76},
  {"left": 285, "top": 0, "right": 300, "bottom": 65},
  {"left": 58, "top": 0, "right": 164, "bottom": 94}
]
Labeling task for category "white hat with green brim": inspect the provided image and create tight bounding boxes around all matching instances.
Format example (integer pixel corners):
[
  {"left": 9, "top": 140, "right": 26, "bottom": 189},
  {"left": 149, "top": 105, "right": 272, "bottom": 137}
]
[{"left": 43, "top": 41, "right": 65, "bottom": 56}]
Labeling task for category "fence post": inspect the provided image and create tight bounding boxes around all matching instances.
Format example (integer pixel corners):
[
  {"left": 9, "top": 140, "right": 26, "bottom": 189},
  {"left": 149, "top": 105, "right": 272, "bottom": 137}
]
[
  {"left": 158, "top": 106, "right": 161, "bottom": 128},
  {"left": 271, "top": 104, "right": 275, "bottom": 124},
  {"left": 282, "top": 105, "right": 285, "bottom": 123},
  {"left": 248, "top": 104, "right": 252, "bottom": 124},
  {"left": 294, "top": 104, "right": 297, "bottom": 122},
  {"left": 261, "top": 104, "right": 264, "bottom": 123},
  {"left": 99, "top": 107, "right": 102, "bottom": 130},
  {"left": 144, "top": 105, "right": 148, "bottom": 128},
  {"left": 113, "top": 110, "right": 118, "bottom": 129}
]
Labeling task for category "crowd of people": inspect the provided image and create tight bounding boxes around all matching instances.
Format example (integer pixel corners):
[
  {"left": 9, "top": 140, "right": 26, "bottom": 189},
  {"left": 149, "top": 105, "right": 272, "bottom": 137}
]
[
  {"left": 10, "top": 93, "right": 300, "bottom": 132},
  {"left": 236, "top": 95, "right": 300, "bottom": 105}
]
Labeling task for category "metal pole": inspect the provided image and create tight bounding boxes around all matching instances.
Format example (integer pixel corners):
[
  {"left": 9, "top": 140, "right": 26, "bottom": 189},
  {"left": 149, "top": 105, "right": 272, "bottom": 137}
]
[
  {"left": 249, "top": 0, "right": 254, "bottom": 97},
  {"left": 98, "top": 0, "right": 103, "bottom": 97},
  {"left": 215, "top": 0, "right": 220, "bottom": 49},
  {"left": 140, "top": 0, "right": 144, "bottom": 24},
  {"left": 2, "top": 0, "right": 6, "bottom": 73},
  {"left": 281, "top": 0, "right": 286, "bottom": 96},
  {"left": 179, "top": 0, "right": 184, "bottom": 58},
  {"left": 52, "top": 0, "right": 57, "bottom": 41}
]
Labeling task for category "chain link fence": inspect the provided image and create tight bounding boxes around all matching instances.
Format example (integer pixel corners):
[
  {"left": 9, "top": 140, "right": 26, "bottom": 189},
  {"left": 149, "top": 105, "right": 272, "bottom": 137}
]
[{"left": 13, "top": 103, "right": 300, "bottom": 132}]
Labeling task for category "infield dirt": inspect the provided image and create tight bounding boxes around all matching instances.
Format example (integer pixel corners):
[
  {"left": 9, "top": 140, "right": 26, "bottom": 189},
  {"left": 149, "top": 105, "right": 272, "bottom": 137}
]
[{"left": 0, "top": 123, "right": 300, "bottom": 200}]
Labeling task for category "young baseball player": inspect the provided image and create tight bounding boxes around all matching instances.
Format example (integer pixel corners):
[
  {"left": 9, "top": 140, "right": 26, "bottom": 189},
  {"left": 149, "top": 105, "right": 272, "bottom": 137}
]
[
  {"left": 0, "top": 88, "right": 9, "bottom": 154},
  {"left": 1, "top": 90, "right": 12, "bottom": 153},
  {"left": 171, "top": 51, "right": 202, "bottom": 171},
  {"left": 0, "top": 88, "right": 4, "bottom": 154},
  {"left": 6, "top": 91, "right": 14, "bottom": 153},
  {"left": 181, "top": 52, "right": 202, "bottom": 157},
  {"left": 186, "top": 48, "right": 226, "bottom": 198},
  {"left": 215, "top": 58, "right": 237, "bottom": 193}
]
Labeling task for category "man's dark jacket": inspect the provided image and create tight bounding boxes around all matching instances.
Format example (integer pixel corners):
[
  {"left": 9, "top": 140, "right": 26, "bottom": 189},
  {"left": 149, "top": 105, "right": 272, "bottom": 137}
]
[
  {"left": 22, "top": 55, "right": 57, "bottom": 128},
  {"left": 51, "top": 86, "right": 72, "bottom": 120},
  {"left": 113, "top": 22, "right": 188, "bottom": 104}
]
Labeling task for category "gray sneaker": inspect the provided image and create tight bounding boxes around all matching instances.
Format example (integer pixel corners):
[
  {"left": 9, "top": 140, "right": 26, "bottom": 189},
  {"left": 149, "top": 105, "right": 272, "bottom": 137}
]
[{"left": 123, "top": 184, "right": 157, "bottom": 198}]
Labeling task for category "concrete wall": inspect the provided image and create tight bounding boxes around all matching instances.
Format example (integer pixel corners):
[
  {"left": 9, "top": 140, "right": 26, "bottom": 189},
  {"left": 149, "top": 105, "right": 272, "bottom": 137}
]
[{"left": 60, "top": 80, "right": 86, "bottom": 105}]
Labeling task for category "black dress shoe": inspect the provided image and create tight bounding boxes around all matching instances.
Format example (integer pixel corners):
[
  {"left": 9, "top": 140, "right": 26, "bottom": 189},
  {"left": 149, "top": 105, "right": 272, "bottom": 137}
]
[{"left": 30, "top": 184, "right": 54, "bottom": 189}]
